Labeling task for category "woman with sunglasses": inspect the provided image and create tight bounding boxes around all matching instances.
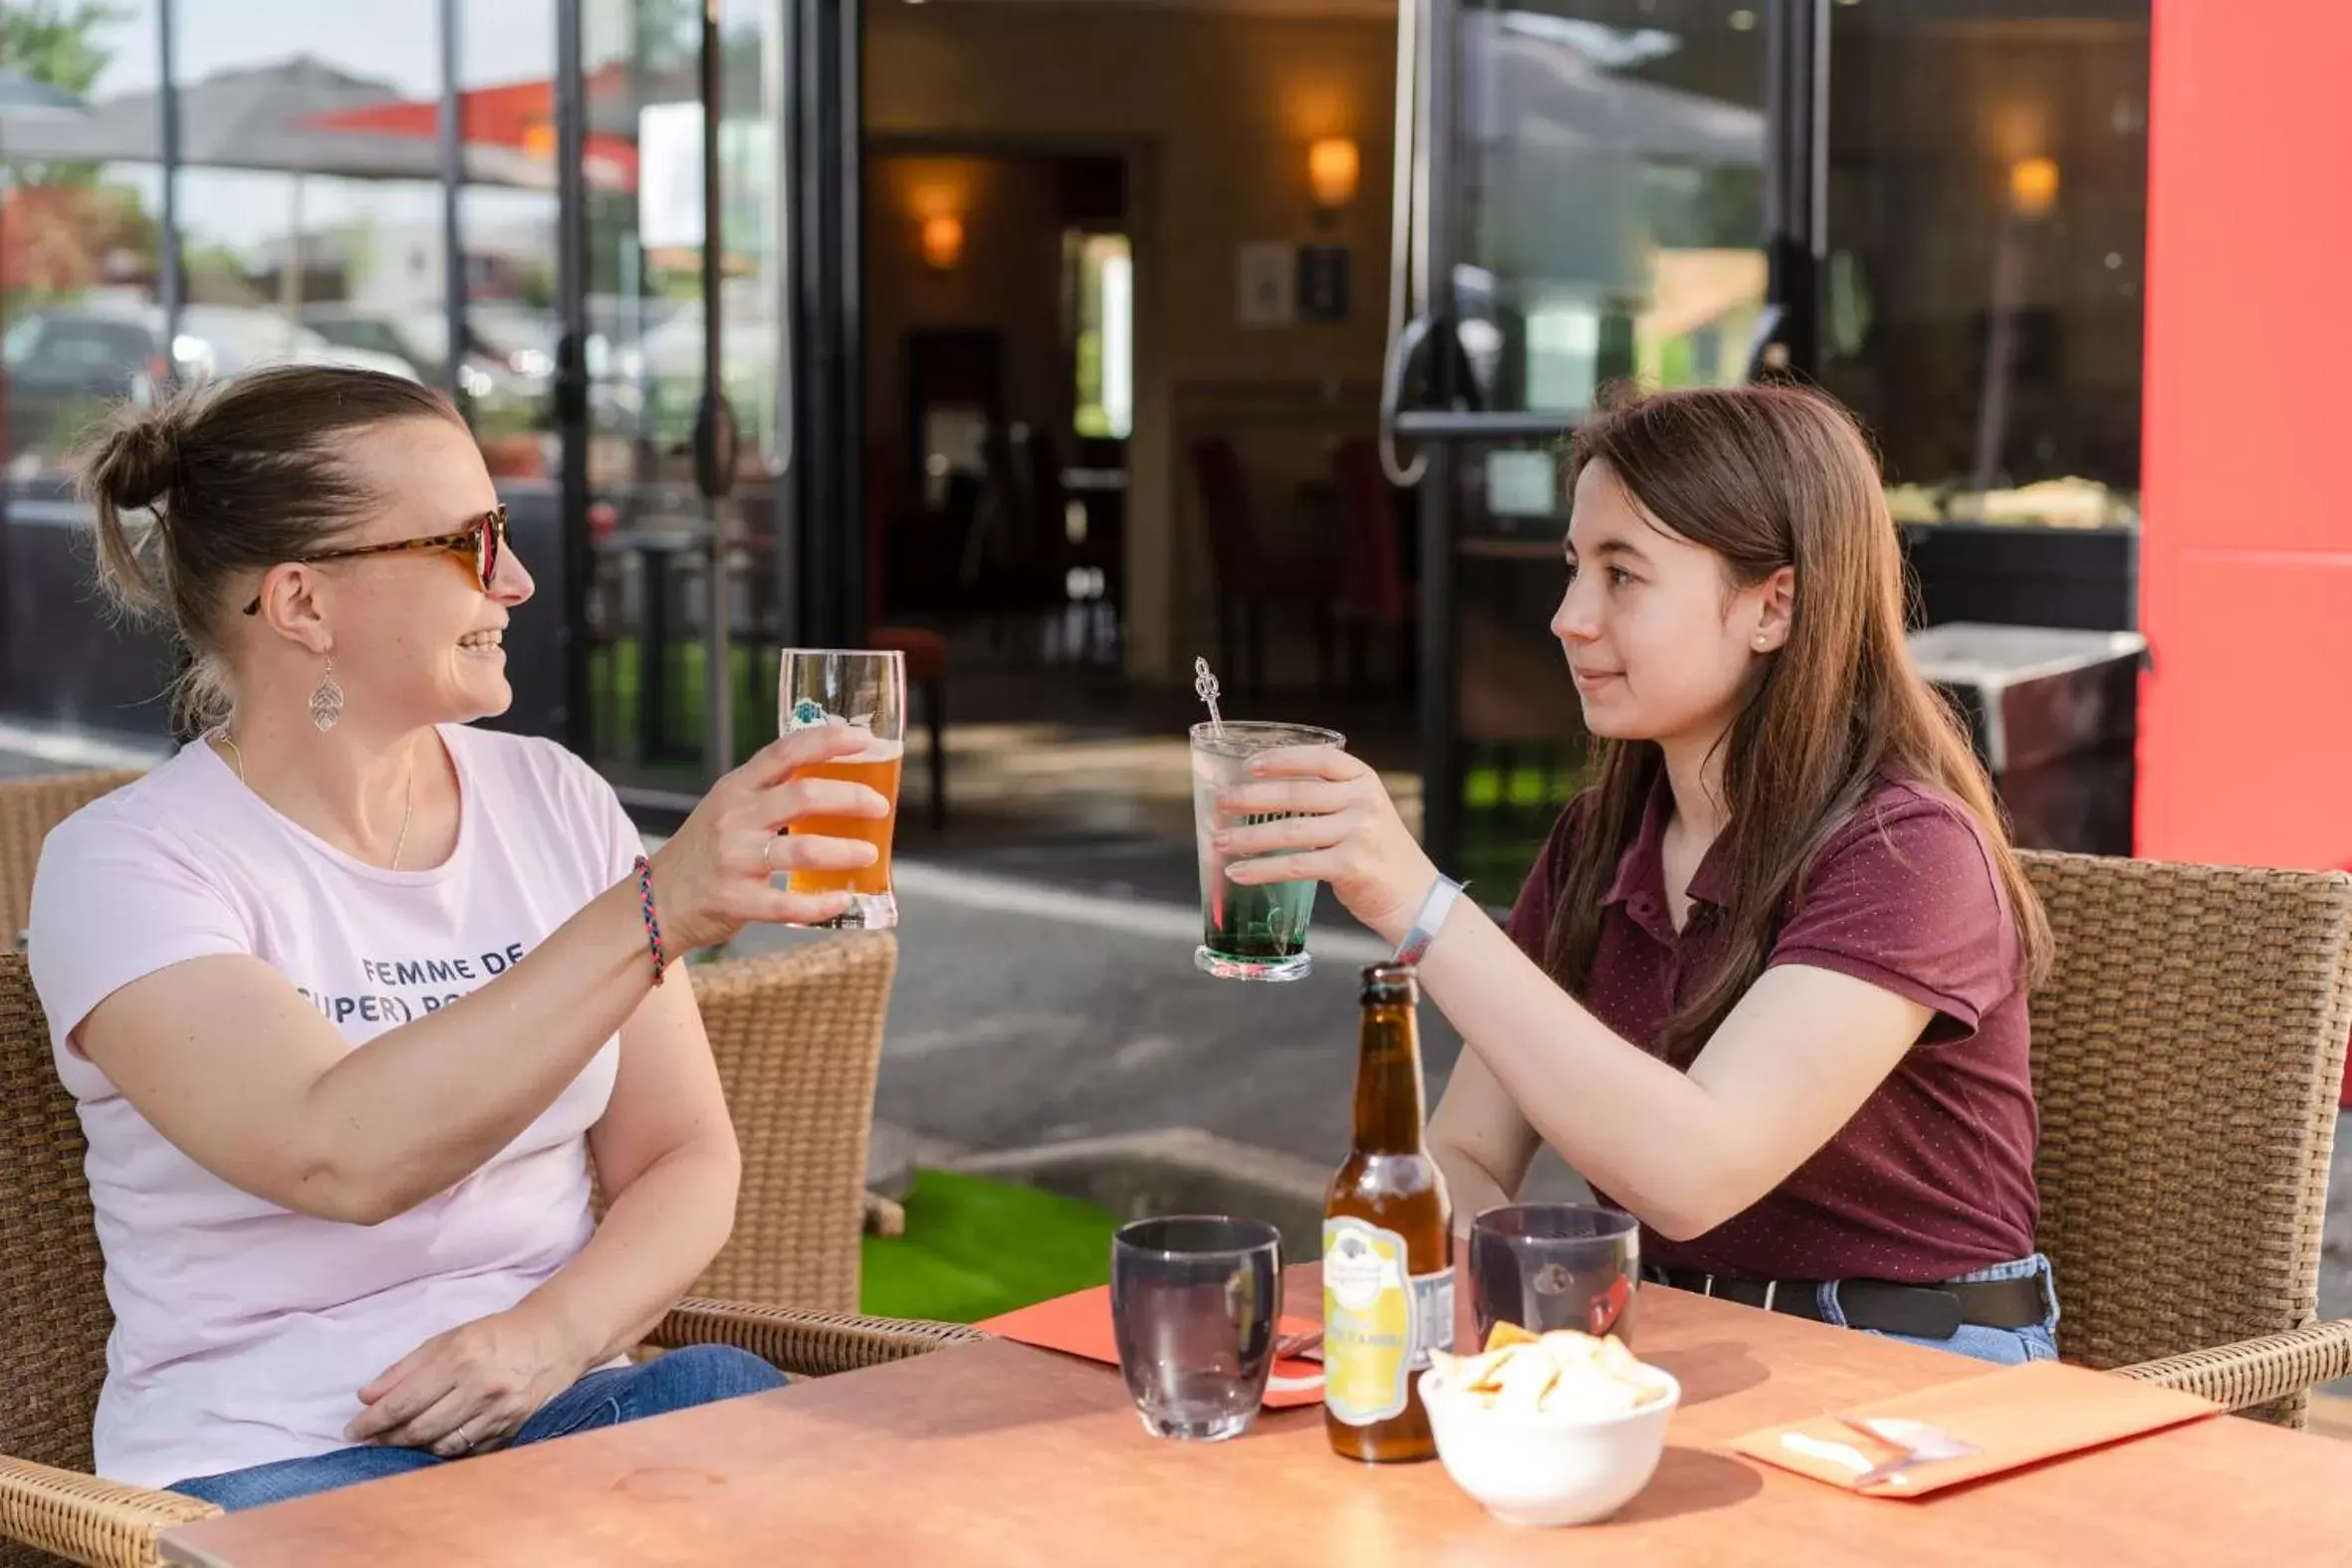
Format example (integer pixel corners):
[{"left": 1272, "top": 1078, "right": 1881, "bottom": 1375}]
[{"left": 26, "top": 366, "right": 881, "bottom": 1508}]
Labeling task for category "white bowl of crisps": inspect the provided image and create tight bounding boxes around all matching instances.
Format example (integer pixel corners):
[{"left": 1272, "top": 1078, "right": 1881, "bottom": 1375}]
[{"left": 1420, "top": 1322, "right": 1680, "bottom": 1527}]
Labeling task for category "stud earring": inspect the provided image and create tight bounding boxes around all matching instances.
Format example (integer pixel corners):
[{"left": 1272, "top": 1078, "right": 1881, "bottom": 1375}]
[{"left": 309, "top": 658, "right": 345, "bottom": 732}]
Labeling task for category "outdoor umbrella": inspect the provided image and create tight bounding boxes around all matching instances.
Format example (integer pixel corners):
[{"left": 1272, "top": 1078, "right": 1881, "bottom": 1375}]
[
  {"left": 302, "top": 70, "right": 640, "bottom": 194},
  {"left": 0, "top": 55, "right": 545, "bottom": 184},
  {"left": 0, "top": 68, "right": 85, "bottom": 115}
]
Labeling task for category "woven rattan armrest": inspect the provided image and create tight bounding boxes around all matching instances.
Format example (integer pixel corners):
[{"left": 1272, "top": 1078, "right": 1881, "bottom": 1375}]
[
  {"left": 0, "top": 1455, "right": 220, "bottom": 1568},
  {"left": 646, "top": 1297, "right": 990, "bottom": 1379},
  {"left": 2112, "top": 1319, "right": 2352, "bottom": 1420}
]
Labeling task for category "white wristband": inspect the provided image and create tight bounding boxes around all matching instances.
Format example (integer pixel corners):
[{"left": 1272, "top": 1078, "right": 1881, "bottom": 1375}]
[{"left": 1391, "top": 875, "right": 1469, "bottom": 969}]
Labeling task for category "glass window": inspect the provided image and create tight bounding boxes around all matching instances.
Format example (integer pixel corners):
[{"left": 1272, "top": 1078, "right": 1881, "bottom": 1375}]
[
  {"left": 715, "top": 0, "right": 787, "bottom": 767},
  {"left": 459, "top": 0, "right": 563, "bottom": 483},
  {"left": 567, "top": 0, "right": 786, "bottom": 782},
  {"left": 576, "top": 0, "right": 714, "bottom": 495},
  {"left": 449, "top": 2, "right": 573, "bottom": 752},
  {"left": 1819, "top": 0, "right": 2151, "bottom": 530},
  {"left": 1441, "top": 3, "right": 1768, "bottom": 882},
  {"left": 2, "top": 0, "right": 164, "bottom": 474},
  {"left": 718, "top": 0, "right": 784, "bottom": 477},
  {"left": 167, "top": 0, "right": 443, "bottom": 400},
  {"left": 1452, "top": 438, "right": 1590, "bottom": 890},
  {"left": 1451, "top": 0, "right": 1768, "bottom": 414},
  {"left": 1068, "top": 231, "right": 1132, "bottom": 441}
]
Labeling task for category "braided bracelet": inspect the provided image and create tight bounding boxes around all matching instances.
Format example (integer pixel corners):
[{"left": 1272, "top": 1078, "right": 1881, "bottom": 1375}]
[{"left": 631, "top": 854, "right": 667, "bottom": 984}]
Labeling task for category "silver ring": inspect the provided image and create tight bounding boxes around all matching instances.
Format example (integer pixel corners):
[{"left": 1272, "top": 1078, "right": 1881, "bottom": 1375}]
[
  {"left": 762, "top": 833, "right": 780, "bottom": 875},
  {"left": 451, "top": 1422, "right": 474, "bottom": 1455}
]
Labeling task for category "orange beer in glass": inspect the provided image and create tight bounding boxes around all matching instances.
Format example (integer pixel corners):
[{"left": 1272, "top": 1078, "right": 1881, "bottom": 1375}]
[{"left": 778, "top": 648, "right": 906, "bottom": 929}]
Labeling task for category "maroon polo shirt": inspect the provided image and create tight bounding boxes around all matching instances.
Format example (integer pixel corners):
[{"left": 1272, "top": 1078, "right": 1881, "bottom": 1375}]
[{"left": 1504, "top": 775, "right": 2040, "bottom": 1284}]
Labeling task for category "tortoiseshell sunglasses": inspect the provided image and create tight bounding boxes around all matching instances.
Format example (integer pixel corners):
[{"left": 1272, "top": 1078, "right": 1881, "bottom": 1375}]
[{"left": 242, "top": 506, "right": 510, "bottom": 616}]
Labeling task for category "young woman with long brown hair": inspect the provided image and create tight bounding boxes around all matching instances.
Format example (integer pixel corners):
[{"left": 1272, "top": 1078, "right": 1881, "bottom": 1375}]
[{"left": 1221, "top": 383, "right": 2061, "bottom": 1364}]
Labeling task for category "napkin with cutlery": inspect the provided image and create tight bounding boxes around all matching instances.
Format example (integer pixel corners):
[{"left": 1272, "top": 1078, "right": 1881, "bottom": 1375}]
[{"left": 1730, "top": 1360, "right": 2221, "bottom": 1498}]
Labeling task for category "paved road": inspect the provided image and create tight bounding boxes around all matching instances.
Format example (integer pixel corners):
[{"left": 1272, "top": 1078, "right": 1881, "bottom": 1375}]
[{"left": 734, "top": 863, "right": 1465, "bottom": 1170}]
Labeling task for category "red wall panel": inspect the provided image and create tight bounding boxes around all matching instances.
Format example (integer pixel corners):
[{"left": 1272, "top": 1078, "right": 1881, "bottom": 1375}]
[{"left": 2140, "top": 0, "right": 2352, "bottom": 869}]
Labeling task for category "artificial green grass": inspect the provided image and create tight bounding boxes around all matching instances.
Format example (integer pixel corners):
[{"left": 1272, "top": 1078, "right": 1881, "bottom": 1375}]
[
  {"left": 857, "top": 1169, "right": 1124, "bottom": 1324},
  {"left": 587, "top": 639, "right": 779, "bottom": 766}
]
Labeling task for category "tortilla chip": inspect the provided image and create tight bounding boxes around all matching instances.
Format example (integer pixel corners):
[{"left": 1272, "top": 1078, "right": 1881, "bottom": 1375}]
[
  {"left": 1492, "top": 1348, "right": 1561, "bottom": 1416},
  {"left": 1483, "top": 1320, "right": 1540, "bottom": 1354},
  {"left": 1431, "top": 1324, "right": 1668, "bottom": 1419}
]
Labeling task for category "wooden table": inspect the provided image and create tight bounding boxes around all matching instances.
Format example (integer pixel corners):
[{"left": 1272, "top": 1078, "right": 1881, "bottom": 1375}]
[{"left": 162, "top": 1273, "right": 2352, "bottom": 1566}]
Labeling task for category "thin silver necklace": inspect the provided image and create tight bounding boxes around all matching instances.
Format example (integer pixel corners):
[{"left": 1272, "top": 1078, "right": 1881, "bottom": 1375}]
[{"left": 214, "top": 729, "right": 415, "bottom": 871}]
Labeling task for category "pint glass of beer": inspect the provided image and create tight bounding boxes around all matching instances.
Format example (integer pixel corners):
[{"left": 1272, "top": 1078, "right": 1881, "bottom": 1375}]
[{"left": 778, "top": 648, "right": 906, "bottom": 929}]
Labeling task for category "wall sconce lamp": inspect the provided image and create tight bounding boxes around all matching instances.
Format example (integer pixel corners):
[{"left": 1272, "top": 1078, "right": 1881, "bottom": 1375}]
[
  {"left": 920, "top": 213, "right": 965, "bottom": 272},
  {"left": 1307, "top": 137, "right": 1360, "bottom": 215},
  {"left": 2008, "top": 155, "right": 2060, "bottom": 218}
]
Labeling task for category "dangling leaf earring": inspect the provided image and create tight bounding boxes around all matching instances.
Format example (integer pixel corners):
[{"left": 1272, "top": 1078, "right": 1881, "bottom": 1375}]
[{"left": 309, "top": 658, "right": 346, "bottom": 732}]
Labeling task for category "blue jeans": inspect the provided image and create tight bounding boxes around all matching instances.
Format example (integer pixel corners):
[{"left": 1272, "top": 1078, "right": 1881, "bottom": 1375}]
[
  {"left": 1815, "top": 1253, "right": 2062, "bottom": 1366},
  {"left": 167, "top": 1345, "right": 784, "bottom": 1511}
]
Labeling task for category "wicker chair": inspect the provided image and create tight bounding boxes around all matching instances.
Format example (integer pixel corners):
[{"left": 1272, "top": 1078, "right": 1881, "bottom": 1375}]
[
  {"left": 2024, "top": 852, "right": 2352, "bottom": 1426},
  {"left": 0, "top": 953, "right": 981, "bottom": 1568},
  {"left": 682, "top": 937, "right": 897, "bottom": 1312},
  {"left": 1, "top": 772, "right": 144, "bottom": 954}
]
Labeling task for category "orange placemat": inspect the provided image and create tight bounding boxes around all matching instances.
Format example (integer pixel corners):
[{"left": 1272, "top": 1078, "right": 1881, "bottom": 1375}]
[
  {"left": 1730, "top": 1359, "right": 2222, "bottom": 1498},
  {"left": 977, "top": 1285, "right": 1325, "bottom": 1408}
]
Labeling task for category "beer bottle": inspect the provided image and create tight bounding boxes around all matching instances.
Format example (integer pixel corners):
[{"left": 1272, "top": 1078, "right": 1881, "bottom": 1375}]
[{"left": 1323, "top": 961, "right": 1452, "bottom": 1462}]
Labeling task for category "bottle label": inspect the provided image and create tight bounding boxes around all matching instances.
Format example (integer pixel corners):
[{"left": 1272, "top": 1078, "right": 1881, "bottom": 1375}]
[{"left": 1322, "top": 1217, "right": 1455, "bottom": 1427}]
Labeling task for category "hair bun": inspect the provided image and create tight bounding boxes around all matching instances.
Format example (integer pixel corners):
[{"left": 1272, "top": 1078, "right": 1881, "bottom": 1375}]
[
  {"left": 75, "top": 400, "right": 191, "bottom": 625},
  {"left": 90, "top": 408, "right": 182, "bottom": 514}
]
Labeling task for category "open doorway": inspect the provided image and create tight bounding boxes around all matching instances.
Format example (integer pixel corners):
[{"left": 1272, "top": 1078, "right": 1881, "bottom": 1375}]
[
  {"left": 864, "top": 144, "right": 1129, "bottom": 669},
  {"left": 861, "top": 0, "right": 1419, "bottom": 897}
]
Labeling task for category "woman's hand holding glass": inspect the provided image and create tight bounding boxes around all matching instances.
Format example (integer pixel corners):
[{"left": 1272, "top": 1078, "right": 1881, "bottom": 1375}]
[
  {"left": 647, "top": 726, "right": 892, "bottom": 953},
  {"left": 1215, "top": 746, "right": 1441, "bottom": 949}
]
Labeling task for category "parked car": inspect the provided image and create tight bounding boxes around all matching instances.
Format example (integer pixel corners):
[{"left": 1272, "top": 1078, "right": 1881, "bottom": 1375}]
[
  {"left": 172, "top": 305, "right": 423, "bottom": 384},
  {"left": 302, "top": 303, "right": 556, "bottom": 414},
  {"left": 2, "top": 306, "right": 169, "bottom": 467},
  {"left": 300, "top": 306, "right": 451, "bottom": 383},
  {"left": 3, "top": 303, "right": 421, "bottom": 472}
]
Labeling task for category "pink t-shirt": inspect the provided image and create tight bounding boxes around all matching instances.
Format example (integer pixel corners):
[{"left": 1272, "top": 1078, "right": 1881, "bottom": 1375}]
[{"left": 27, "top": 725, "right": 642, "bottom": 1488}]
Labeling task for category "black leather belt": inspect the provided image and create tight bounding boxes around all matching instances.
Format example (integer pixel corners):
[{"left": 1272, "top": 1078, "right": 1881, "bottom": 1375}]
[{"left": 1650, "top": 1266, "right": 2049, "bottom": 1340}]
